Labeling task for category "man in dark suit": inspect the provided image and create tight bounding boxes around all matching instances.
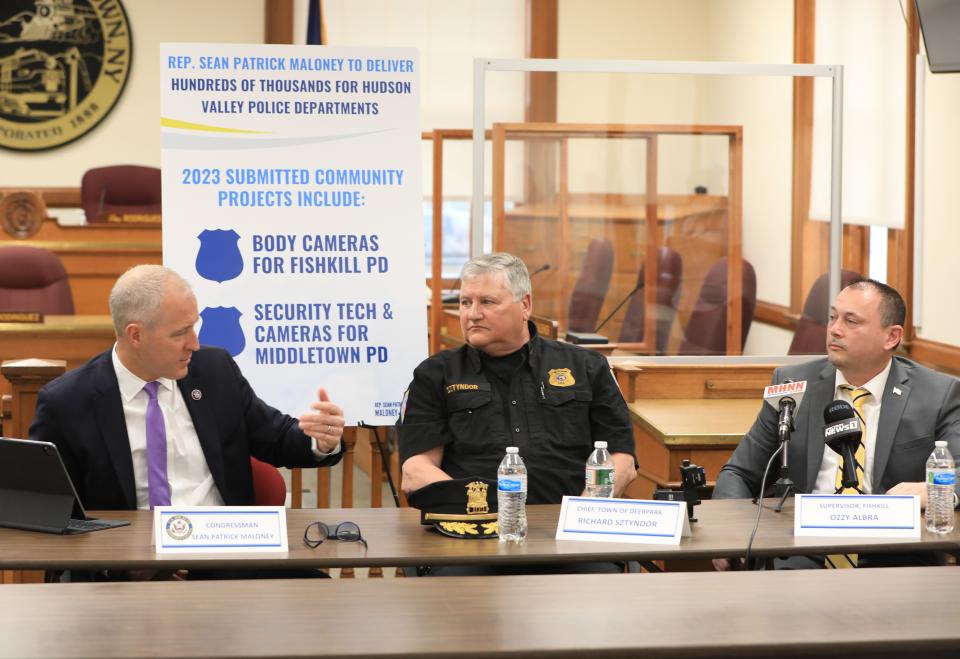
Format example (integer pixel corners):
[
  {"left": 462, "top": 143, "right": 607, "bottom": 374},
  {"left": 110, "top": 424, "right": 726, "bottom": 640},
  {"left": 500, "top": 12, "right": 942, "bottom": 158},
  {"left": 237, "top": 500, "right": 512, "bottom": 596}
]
[
  {"left": 29, "top": 265, "right": 345, "bottom": 511},
  {"left": 714, "top": 279, "right": 960, "bottom": 568}
]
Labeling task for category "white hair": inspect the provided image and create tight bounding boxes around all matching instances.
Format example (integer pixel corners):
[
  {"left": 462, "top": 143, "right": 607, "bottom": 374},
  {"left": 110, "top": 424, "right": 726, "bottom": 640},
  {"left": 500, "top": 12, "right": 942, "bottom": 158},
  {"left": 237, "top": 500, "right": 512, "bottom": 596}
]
[
  {"left": 460, "top": 252, "right": 531, "bottom": 301},
  {"left": 108, "top": 265, "right": 192, "bottom": 336}
]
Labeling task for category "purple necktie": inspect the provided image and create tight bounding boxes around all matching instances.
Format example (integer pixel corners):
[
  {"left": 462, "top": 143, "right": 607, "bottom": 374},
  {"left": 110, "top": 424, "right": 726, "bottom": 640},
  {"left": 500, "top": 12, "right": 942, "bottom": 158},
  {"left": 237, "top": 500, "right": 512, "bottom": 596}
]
[{"left": 143, "top": 381, "right": 171, "bottom": 508}]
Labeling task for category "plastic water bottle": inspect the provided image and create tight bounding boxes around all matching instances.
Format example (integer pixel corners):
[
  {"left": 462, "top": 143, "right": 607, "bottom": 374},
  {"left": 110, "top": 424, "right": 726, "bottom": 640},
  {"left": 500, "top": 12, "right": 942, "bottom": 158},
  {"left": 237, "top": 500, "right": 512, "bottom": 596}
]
[
  {"left": 497, "top": 447, "right": 527, "bottom": 543},
  {"left": 925, "top": 440, "right": 956, "bottom": 534},
  {"left": 585, "top": 440, "right": 615, "bottom": 498}
]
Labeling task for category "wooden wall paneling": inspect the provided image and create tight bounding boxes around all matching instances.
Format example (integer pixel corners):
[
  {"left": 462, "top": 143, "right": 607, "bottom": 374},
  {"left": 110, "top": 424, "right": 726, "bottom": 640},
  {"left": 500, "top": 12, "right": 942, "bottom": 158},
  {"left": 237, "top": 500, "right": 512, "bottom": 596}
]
[
  {"left": 726, "top": 129, "right": 744, "bottom": 355},
  {"left": 754, "top": 301, "right": 797, "bottom": 331},
  {"left": 910, "top": 338, "right": 960, "bottom": 375},
  {"left": 290, "top": 469, "right": 303, "bottom": 508},
  {"left": 898, "top": 0, "right": 920, "bottom": 340},
  {"left": 0, "top": 187, "right": 80, "bottom": 209},
  {"left": 492, "top": 124, "right": 507, "bottom": 251},
  {"left": 1, "top": 359, "right": 65, "bottom": 439},
  {"left": 524, "top": 0, "right": 558, "bottom": 203},
  {"left": 557, "top": 137, "right": 570, "bottom": 329},
  {"left": 791, "top": 0, "right": 816, "bottom": 314},
  {"left": 612, "top": 362, "right": 777, "bottom": 402},
  {"left": 644, "top": 134, "right": 659, "bottom": 353},
  {"left": 264, "top": 0, "right": 294, "bottom": 44},
  {"left": 841, "top": 224, "right": 869, "bottom": 275},
  {"left": 430, "top": 131, "right": 443, "bottom": 354},
  {"left": 0, "top": 316, "right": 115, "bottom": 397},
  {"left": 1, "top": 360, "right": 66, "bottom": 583},
  {"left": 626, "top": 423, "right": 672, "bottom": 500}
]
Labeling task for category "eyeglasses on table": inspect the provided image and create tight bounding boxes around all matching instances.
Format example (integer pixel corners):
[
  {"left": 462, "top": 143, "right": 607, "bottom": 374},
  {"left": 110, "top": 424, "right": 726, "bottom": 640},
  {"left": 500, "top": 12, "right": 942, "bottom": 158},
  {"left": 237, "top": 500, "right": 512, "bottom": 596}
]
[{"left": 303, "top": 521, "right": 368, "bottom": 549}]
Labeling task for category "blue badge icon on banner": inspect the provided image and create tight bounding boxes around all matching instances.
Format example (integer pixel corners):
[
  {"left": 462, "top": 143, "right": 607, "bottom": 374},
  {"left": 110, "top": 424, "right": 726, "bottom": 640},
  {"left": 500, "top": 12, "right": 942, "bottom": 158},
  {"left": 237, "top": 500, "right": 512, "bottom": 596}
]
[
  {"left": 199, "top": 307, "right": 246, "bottom": 356},
  {"left": 196, "top": 229, "right": 243, "bottom": 283}
]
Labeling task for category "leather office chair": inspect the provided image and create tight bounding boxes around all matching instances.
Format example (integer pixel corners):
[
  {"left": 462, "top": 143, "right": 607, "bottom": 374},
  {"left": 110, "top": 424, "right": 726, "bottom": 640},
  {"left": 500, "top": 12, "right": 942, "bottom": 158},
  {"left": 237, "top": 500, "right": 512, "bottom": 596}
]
[
  {"left": 0, "top": 246, "right": 74, "bottom": 314},
  {"left": 679, "top": 258, "right": 757, "bottom": 355},
  {"left": 80, "top": 165, "right": 162, "bottom": 222},
  {"left": 618, "top": 247, "right": 683, "bottom": 354},
  {"left": 567, "top": 238, "right": 614, "bottom": 333},
  {"left": 250, "top": 458, "right": 287, "bottom": 506},
  {"left": 788, "top": 269, "right": 862, "bottom": 355}
]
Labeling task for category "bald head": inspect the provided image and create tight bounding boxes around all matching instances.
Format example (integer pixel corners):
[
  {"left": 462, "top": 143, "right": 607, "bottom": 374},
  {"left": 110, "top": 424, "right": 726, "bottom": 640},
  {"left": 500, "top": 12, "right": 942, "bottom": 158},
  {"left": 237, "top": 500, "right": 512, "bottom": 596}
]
[{"left": 109, "top": 265, "right": 193, "bottom": 337}]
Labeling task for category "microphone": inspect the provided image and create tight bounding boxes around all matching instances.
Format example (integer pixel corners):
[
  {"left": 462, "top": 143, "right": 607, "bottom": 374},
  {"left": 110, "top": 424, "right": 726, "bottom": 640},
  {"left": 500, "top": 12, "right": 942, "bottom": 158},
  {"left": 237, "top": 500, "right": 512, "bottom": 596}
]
[
  {"left": 529, "top": 263, "right": 551, "bottom": 278},
  {"left": 823, "top": 400, "right": 862, "bottom": 490},
  {"left": 762, "top": 379, "right": 807, "bottom": 511},
  {"left": 97, "top": 185, "right": 107, "bottom": 220},
  {"left": 594, "top": 281, "right": 643, "bottom": 334},
  {"left": 763, "top": 379, "right": 807, "bottom": 439}
]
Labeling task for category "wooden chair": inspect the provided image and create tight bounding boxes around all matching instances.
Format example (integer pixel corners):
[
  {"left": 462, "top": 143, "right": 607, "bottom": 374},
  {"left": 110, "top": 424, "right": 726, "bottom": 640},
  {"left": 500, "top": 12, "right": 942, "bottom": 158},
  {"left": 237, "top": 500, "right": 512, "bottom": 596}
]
[
  {"left": 679, "top": 258, "right": 757, "bottom": 356},
  {"left": 567, "top": 238, "right": 614, "bottom": 333},
  {"left": 0, "top": 246, "right": 74, "bottom": 315},
  {"left": 618, "top": 246, "right": 683, "bottom": 354},
  {"left": 289, "top": 426, "right": 404, "bottom": 577},
  {"left": 788, "top": 269, "right": 861, "bottom": 355},
  {"left": 80, "top": 165, "right": 161, "bottom": 222}
]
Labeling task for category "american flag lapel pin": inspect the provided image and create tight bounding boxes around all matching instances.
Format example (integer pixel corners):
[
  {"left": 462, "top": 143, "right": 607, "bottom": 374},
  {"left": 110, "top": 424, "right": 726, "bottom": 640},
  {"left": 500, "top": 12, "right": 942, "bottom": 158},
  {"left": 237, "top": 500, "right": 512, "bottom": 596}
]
[{"left": 892, "top": 387, "right": 902, "bottom": 396}]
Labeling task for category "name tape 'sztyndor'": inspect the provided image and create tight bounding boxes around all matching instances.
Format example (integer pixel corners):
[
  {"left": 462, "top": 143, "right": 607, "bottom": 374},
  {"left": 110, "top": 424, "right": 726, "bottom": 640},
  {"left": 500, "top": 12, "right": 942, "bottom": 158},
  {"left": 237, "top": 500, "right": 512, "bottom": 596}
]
[
  {"left": 794, "top": 494, "right": 921, "bottom": 538},
  {"left": 153, "top": 506, "right": 288, "bottom": 553},
  {"left": 555, "top": 497, "right": 691, "bottom": 545}
]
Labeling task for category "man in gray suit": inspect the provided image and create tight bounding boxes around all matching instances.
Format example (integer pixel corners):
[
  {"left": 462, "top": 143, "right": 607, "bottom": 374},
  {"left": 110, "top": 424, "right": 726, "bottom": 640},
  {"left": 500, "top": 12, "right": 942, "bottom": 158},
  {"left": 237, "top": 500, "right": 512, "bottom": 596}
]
[{"left": 714, "top": 279, "right": 960, "bottom": 568}]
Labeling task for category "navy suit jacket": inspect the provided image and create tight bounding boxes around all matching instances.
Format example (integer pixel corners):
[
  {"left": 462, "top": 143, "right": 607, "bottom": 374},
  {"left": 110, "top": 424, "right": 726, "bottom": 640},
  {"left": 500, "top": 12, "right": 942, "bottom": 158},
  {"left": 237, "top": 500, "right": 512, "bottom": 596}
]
[
  {"left": 28, "top": 347, "right": 342, "bottom": 510},
  {"left": 715, "top": 356, "right": 960, "bottom": 500}
]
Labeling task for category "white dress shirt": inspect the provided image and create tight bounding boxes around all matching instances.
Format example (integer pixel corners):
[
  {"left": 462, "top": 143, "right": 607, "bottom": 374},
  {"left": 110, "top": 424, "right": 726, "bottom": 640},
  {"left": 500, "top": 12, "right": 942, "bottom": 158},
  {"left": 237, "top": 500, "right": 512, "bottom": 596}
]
[
  {"left": 112, "top": 347, "right": 224, "bottom": 509},
  {"left": 812, "top": 359, "right": 893, "bottom": 495}
]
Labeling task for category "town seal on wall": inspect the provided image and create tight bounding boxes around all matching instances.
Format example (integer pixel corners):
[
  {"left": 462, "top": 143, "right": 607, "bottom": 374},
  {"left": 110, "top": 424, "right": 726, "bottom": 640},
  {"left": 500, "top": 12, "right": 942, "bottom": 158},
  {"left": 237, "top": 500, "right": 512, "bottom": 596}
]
[{"left": 0, "top": 0, "right": 132, "bottom": 150}]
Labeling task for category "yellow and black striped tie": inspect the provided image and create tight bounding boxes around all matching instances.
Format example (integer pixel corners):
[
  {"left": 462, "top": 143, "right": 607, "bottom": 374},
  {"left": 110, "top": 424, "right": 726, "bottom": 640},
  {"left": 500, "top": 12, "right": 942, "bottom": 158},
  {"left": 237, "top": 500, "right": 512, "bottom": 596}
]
[
  {"left": 835, "top": 385, "right": 870, "bottom": 495},
  {"left": 827, "top": 385, "right": 871, "bottom": 569}
]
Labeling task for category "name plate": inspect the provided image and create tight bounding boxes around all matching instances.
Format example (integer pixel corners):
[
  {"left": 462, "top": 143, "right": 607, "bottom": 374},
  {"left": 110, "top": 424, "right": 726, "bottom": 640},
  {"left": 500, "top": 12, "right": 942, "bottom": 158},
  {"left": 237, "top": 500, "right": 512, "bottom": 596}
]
[
  {"left": 555, "top": 496, "right": 691, "bottom": 545},
  {"left": 0, "top": 311, "right": 42, "bottom": 323},
  {"left": 153, "top": 506, "right": 288, "bottom": 553},
  {"left": 794, "top": 494, "right": 920, "bottom": 538}
]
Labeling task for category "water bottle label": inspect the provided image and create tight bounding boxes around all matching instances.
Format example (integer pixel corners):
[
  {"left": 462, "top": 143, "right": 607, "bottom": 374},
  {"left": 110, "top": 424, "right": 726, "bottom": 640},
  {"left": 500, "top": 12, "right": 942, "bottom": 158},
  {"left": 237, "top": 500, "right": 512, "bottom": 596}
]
[
  {"left": 585, "top": 467, "right": 615, "bottom": 486},
  {"left": 498, "top": 478, "right": 525, "bottom": 492},
  {"left": 932, "top": 471, "right": 956, "bottom": 486}
]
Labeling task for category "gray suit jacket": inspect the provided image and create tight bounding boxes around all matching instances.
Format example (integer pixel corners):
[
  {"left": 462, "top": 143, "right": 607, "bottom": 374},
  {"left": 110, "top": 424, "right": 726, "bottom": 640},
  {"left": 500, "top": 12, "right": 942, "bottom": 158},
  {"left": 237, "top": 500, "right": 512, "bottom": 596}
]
[{"left": 714, "top": 356, "right": 960, "bottom": 500}]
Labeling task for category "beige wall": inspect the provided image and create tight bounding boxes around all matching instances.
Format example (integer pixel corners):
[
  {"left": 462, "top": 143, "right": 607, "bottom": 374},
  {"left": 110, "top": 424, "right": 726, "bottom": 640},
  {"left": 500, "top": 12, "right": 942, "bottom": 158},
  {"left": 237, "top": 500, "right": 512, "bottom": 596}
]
[
  {"left": 557, "top": 0, "right": 793, "bottom": 309},
  {"left": 0, "top": 0, "right": 265, "bottom": 187},
  {"left": 918, "top": 66, "right": 960, "bottom": 346},
  {"left": 321, "top": 0, "right": 526, "bottom": 199}
]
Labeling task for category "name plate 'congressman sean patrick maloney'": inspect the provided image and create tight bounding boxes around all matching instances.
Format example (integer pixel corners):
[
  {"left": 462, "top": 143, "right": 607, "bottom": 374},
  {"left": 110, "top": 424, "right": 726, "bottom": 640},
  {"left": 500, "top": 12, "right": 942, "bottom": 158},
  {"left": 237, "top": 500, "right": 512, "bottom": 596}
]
[{"left": 154, "top": 506, "right": 289, "bottom": 553}]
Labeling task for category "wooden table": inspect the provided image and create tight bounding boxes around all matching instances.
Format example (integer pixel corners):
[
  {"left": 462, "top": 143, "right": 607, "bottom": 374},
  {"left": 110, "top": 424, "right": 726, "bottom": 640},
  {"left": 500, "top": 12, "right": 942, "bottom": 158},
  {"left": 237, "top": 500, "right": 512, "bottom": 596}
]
[
  {"left": 1, "top": 567, "right": 959, "bottom": 657},
  {"left": 627, "top": 398, "right": 760, "bottom": 498},
  {"left": 0, "top": 500, "right": 955, "bottom": 571},
  {"left": 0, "top": 315, "right": 114, "bottom": 396}
]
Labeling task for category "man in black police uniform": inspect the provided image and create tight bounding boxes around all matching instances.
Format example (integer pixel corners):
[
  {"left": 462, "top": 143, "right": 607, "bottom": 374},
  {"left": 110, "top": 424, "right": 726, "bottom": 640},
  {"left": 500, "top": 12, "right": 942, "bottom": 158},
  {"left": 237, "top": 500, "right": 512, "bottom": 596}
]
[{"left": 399, "top": 252, "right": 636, "bottom": 526}]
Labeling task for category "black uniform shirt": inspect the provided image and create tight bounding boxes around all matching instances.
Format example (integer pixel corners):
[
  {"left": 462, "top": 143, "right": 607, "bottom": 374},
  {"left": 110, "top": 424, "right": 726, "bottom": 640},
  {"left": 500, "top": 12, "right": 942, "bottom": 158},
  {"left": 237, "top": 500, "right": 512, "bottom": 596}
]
[{"left": 399, "top": 322, "right": 636, "bottom": 504}]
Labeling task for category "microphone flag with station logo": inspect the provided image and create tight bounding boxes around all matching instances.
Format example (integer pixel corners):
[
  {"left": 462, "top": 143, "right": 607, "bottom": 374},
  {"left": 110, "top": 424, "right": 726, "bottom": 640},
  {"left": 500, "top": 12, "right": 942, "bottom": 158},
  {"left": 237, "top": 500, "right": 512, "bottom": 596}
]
[
  {"left": 763, "top": 379, "right": 807, "bottom": 437},
  {"left": 823, "top": 399, "right": 862, "bottom": 490}
]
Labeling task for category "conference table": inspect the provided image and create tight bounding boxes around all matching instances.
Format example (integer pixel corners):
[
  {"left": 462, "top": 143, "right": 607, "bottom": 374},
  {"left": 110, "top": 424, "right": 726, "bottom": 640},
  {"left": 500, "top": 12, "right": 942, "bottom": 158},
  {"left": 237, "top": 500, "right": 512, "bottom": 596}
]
[
  {"left": 1, "top": 499, "right": 957, "bottom": 571},
  {"left": 1, "top": 567, "right": 959, "bottom": 657}
]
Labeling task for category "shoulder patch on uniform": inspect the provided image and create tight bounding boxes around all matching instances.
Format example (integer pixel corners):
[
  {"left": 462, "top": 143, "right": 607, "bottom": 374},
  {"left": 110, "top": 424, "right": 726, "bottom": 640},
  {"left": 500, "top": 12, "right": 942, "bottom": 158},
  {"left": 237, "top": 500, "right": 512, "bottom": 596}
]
[
  {"left": 547, "top": 368, "right": 576, "bottom": 387},
  {"left": 445, "top": 383, "right": 480, "bottom": 395}
]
